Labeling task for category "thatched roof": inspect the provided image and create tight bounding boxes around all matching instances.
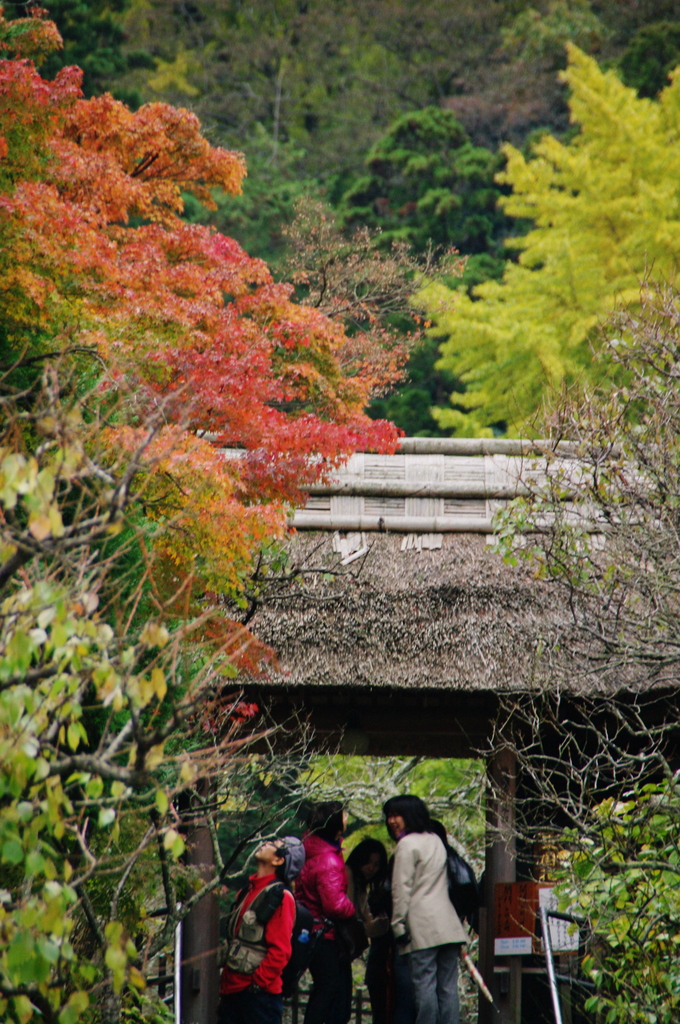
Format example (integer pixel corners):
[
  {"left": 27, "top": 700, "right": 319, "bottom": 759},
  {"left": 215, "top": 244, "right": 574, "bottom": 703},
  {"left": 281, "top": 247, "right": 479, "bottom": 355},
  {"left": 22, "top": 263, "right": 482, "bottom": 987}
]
[
  {"left": 243, "top": 440, "right": 672, "bottom": 755},
  {"left": 244, "top": 441, "right": 573, "bottom": 696},
  {"left": 252, "top": 531, "right": 569, "bottom": 694}
]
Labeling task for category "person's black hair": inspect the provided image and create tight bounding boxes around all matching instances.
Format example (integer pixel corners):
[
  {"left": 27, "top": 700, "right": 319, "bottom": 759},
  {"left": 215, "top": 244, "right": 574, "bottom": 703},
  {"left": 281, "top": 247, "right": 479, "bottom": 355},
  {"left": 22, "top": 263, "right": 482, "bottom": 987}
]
[
  {"left": 275, "top": 866, "right": 290, "bottom": 885},
  {"left": 429, "top": 819, "right": 449, "bottom": 848},
  {"left": 255, "top": 839, "right": 288, "bottom": 884},
  {"left": 307, "top": 801, "right": 346, "bottom": 843},
  {"left": 346, "top": 838, "right": 388, "bottom": 890},
  {"left": 273, "top": 843, "right": 288, "bottom": 884},
  {"left": 382, "top": 794, "right": 432, "bottom": 834}
]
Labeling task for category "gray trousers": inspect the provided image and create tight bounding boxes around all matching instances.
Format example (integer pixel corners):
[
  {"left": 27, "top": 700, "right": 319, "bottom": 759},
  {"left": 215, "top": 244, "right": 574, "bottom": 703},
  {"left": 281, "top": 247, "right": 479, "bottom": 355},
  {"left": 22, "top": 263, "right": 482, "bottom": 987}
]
[{"left": 408, "top": 944, "right": 460, "bottom": 1024}]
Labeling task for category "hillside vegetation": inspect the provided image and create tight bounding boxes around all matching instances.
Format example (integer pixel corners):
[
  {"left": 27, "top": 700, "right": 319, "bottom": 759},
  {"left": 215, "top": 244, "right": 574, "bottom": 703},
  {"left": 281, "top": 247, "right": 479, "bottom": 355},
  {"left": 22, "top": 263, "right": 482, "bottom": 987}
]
[{"left": 20, "top": 0, "right": 680, "bottom": 435}]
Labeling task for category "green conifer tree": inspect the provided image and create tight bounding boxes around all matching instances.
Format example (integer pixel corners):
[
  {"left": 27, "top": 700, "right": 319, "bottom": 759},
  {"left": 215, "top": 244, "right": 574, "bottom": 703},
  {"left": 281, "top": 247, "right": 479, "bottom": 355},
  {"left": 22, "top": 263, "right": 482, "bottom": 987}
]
[
  {"left": 620, "top": 21, "right": 680, "bottom": 98},
  {"left": 340, "top": 107, "right": 508, "bottom": 262},
  {"left": 340, "top": 107, "right": 510, "bottom": 435}
]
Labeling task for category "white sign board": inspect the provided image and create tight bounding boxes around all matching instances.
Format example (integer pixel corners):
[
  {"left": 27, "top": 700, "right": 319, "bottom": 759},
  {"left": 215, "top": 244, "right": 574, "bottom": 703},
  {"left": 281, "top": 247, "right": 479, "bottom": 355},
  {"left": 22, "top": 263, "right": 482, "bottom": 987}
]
[
  {"left": 539, "top": 887, "right": 580, "bottom": 952},
  {"left": 494, "top": 936, "right": 533, "bottom": 956}
]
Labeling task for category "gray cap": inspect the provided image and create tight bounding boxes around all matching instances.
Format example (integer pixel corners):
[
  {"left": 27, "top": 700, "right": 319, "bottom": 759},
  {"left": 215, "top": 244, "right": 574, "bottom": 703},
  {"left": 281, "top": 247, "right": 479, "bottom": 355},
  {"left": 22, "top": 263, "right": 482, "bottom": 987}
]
[{"left": 281, "top": 836, "right": 305, "bottom": 883}]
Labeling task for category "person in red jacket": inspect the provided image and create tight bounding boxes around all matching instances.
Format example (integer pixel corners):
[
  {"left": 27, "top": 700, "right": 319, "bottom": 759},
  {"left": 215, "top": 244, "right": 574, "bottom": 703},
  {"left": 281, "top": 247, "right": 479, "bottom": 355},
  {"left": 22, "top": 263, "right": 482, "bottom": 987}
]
[
  {"left": 218, "top": 837, "right": 303, "bottom": 1024},
  {"left": 296, "top": 802, "right": 357, "bottom": 1024}
]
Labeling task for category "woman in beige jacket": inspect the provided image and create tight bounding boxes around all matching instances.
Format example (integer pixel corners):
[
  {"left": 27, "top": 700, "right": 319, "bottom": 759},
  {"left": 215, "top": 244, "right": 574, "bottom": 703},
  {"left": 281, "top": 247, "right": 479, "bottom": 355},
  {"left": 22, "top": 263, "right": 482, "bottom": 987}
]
[{"left": 385, "top": 796, "right": 467, "bottom": 1024}]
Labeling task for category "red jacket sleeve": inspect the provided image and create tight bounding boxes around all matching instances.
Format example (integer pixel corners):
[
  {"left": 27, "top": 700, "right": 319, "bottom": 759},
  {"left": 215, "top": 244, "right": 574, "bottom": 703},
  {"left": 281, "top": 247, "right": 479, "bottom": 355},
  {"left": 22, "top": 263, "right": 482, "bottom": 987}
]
[
  {"left": 315, "top": 859, "right": 356, "bottom": 921},
  {"left": 252, "top": 889, "right": 296, "bottom": 992}
]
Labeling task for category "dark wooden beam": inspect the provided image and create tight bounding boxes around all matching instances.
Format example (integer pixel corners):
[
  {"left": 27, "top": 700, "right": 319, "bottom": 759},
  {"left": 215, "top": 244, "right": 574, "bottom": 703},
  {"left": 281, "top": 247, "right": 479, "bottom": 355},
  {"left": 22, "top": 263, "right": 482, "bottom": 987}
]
[
  {"left": 480, "top": 747, "right": 520, "bottom": 1024},
  {"left": 251, "top": 686, "right": 499, "bottom": 757}
]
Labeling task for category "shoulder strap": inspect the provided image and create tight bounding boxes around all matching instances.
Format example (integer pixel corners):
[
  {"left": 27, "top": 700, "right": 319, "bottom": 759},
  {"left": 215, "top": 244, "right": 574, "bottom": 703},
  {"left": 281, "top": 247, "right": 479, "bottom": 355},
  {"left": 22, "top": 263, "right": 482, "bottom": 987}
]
[
  {"left": 232, "top": 884, "right": 248, "bottom": 908},
  {"left": 228, "top": 880, "right": 287, "bottom": 942},
  {"left": 227, "top": 885, "right": 250, "bottom": 941},
  {"left": 251, "top": 881, "right": 286, "bottom": 925}
]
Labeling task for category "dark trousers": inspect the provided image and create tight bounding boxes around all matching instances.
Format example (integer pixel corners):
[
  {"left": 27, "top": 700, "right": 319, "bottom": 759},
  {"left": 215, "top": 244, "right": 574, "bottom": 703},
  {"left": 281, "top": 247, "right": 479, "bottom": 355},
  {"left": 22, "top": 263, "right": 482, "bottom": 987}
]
[
  {"left": 393, "top": 946, "right": 417, "bottom": 1024},
  {"left": 365, "top": 941, "right": 390, "bottom": 1024},
  {"left": 303, "top": 937, "right": 352, "bottom": 1024},
  {"left": 366, "top": 939, "right": 417, "bottom": 1024},
  {"left": 217, "top": 987, "right": 283, "bottom": 1024},
  {"left": 408, "top": 944, "right": 460, "bottom": 1024}
]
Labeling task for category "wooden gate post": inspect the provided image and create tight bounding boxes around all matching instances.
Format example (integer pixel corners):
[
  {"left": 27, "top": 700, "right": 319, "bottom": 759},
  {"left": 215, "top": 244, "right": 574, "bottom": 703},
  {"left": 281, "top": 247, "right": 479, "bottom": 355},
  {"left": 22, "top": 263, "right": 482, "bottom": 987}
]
[
  {"left": 180, "top": 821, "right": 220, "bottom": 1024},
  {"left": 478, "top": 746, "right": 520, "bottom": 1024}
]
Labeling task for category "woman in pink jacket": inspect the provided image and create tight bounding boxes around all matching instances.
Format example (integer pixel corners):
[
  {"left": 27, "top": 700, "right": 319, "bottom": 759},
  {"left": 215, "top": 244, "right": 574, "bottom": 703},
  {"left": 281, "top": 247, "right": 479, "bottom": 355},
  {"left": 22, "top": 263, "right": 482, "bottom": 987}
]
[{"left": 296, "top": 801, "right": 357, "bottom": 1024}]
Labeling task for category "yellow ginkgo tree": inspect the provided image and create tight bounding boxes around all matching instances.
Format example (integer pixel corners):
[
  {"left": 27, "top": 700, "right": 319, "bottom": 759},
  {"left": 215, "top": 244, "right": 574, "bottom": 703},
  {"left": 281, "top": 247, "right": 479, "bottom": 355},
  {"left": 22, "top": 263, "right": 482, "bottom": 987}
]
[{"left": 420, "top": 45, "right": 680, "bottom": 435}]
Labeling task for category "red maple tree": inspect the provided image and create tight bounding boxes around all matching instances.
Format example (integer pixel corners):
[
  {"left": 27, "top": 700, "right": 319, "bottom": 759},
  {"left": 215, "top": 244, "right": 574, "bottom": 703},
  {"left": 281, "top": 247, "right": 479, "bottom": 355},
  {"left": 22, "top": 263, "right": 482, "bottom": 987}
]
[{"left": 0, "top": 5, "right": 401, "bottom": 596}]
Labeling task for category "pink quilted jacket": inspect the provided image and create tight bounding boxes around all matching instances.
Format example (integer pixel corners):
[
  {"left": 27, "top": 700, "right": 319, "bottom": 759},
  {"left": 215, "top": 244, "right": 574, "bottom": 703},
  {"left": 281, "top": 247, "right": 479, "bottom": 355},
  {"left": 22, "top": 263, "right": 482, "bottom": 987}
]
[{"left": 296, "top": 833, "right": 356, "bottom": 938}]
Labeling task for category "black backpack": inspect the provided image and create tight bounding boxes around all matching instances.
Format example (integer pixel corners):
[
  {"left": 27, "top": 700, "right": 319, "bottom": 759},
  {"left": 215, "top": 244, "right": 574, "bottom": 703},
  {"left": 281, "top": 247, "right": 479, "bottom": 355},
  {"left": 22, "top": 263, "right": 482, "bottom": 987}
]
[
  {"left": 281, "top": 901, "right": 319, "bottom": 997},
  {"left": 446, "top": 846, "right": 480, "bottom": 929}
]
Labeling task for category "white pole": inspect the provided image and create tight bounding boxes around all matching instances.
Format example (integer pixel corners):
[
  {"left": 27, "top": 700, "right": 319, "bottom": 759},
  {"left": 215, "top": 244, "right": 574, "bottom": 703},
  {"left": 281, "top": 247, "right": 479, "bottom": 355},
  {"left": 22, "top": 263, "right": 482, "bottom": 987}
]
[
  {"left": 540, "top": 905, "right": 564, "bottom": 1024},
  {"left": 174, "top": 907, "right": 182, "bottom": 1024}
]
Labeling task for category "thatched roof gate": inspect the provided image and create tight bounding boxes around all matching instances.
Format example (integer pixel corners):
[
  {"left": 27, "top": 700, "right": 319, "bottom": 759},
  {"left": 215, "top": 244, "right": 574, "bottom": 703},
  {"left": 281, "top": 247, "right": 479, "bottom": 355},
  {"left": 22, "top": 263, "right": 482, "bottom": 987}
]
[
  {"left": 239, "top": 438, "right": 580, "bottom": 1024},
  {"left": 247, "top": 438, "right": 571, "bottom": 758}
]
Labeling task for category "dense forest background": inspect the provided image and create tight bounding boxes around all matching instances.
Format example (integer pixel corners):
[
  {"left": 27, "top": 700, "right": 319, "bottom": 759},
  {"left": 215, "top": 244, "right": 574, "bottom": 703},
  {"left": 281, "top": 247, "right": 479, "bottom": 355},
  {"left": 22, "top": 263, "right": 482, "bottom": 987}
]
[{"left": 19, "top": 0, "right": 680, "bottom": 435}]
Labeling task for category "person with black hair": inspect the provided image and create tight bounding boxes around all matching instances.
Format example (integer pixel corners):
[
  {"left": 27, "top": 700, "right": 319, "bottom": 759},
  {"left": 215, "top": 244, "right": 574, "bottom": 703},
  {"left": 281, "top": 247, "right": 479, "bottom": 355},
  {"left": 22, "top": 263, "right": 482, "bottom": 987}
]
[
  {"left": 346, "top": 838, "right": 389, "bottom": 931},
  {"left": 218, "top": 836, "right": 305, "bottom": 1024},
  {"left": 346, "top": 839, "right": 390, "bottom": 957},
  {"left": 346, "top": 840, "right": 391, "bottom": 1024},
  {"left": 364, "top": 854, "right": 417, "bottom": 1024},
  {"left": 296, "top": 802, "right": 356, "bottom": 1024},
  {"left": 383, "top": 796, "right": 468, "bottom": 1024}
]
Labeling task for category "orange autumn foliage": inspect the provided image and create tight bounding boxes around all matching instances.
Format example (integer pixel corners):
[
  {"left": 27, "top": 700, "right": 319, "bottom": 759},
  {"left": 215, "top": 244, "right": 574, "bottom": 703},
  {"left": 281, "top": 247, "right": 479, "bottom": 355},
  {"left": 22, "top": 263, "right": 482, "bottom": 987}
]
[{"left": 0, "top": 7, "right": 401, "bottom": 603}]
